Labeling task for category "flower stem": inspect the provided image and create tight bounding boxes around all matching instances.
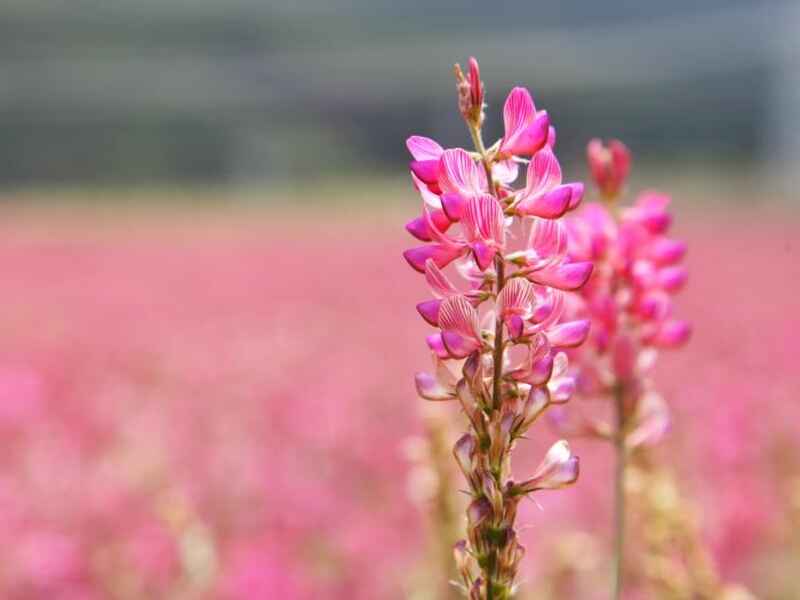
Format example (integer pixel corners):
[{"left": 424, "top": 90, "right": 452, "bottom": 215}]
[{"left": 612, "top": 386, "right": 626, "bottom": 600}]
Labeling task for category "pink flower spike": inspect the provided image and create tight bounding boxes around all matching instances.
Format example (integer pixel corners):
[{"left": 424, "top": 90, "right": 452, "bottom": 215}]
[
  {"left": 529, "top": 261, "right": 593, "bottom": 291},
  {"left": 499, "top": 87, "right": 550, "bottom": 157},
  {"left": 416, "top": 299, "right": 442, "bottom": 326},
  {"left": 438, "top": 148, "right": 487, "bottom": 198},
  {"left": 547, "top": 320, "right": 591, "bottom": 348},
  {"left": 404, "top": 244, "right": 465, "bottom": 273},
  {"left": 518, "top": 441, "right": 579, "bottom": 493},
  {"left": 415, "top": 371, "right": 455, "bottom": 401}
]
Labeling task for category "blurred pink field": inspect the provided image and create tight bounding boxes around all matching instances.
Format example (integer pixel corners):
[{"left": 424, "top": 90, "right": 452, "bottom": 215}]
[{"left": 0, "top": 203, "right": 797, "bottom": 598}]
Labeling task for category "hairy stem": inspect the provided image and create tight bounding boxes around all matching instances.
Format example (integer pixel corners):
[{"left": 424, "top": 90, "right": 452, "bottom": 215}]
[
  {"left": 469, "top": 116, "right": 505, "bottom": 600},
  {"left": 612, "top": 386, "right": 626, "bottom": 600}
]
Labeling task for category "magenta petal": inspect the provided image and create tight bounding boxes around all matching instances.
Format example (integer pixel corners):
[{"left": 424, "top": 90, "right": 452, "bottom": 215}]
[
  {"left": 511, "top": 112, "right": 550, "bottom": 156},
  {"left": 650, "top": 238, "right": 687, "bottom": 265},
  {"left": 406, "top": 135, "right": 444, "bottom": 161},
  {"left": 546, "top": 125, "right": 557, "bottom": 148},
  {"left": 652, "top": 320, "right": 691, "bottom": 348},
  {"left": 414, "top": 371, "right": 453, "bottom": 401},
  {"left": 405, "top": 216, "right": 432, "bottom": 241},
  {"left": 528, "top": 353, "right": 554, "bottom": 385},
  {"left": 520, "top": 441, "right": 579, "bottom": 492},
  {"left": 441, "top": 331, "right": 479, "bottom": 359},
  {"left": 547, "top": 320, "right": 591, "bottom": 348},
  {"left": 440, "top": 193, "right": 466, "bottom": 221},
  {"left": 507, "top": 315, "right": 525, "bottom": 339},
  {"left": 518, "top": 185, "right": 571, "bottom": 218},
  {"left": 658, "top": 266, "right": 687, "bottom": 292},
  {"left": 566, "top": 182, "right": 584, "bottom": 209},
  {"left": 426, "top": 333, "right": 449, "bottom": 359},
  {"left": 471, "top": 241, "right": 496, "bottom": 271},
  {"left": 416, "top": 299, "right": 442, "bottom": 326},
  {"left": 530, "top": 261, "right": 593, "bottom": 291},
  {"left": 403, "top": 244, "right": 464, "bottom": 273},
  {"left": 409, "top": 159, "right": 440, "bottom": 184}
]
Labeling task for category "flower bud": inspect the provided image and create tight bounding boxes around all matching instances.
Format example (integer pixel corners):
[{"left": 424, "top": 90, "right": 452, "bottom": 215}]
[
  {"left": 587, "top": 138, "right": 631, "bottom": 199},
  {"left": 454, "top": 57, "right": 485, "bottom": 127},
  {"left": 453, "top": 433, "right": 477, "bottom": 478}
]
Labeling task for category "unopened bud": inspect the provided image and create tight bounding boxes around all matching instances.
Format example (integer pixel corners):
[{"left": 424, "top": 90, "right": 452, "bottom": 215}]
[
  {"left": 454, "top": 57, "right": 485, "bottom": 127},
  {"left": 587, "top": 138, "right": 631, "bottom": 199}
]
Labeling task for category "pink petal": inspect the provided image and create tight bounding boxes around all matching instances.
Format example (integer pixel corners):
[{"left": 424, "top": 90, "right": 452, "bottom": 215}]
[
  {"left": 416, "top": 299, "right": 442, "bottom": 326},
  {"left": 424, "top": 259, "right": 459, "bottom": 298},
  {"left": 438, "top": 148, "right": 486, "bottom": 197},
  {"left": 508, "top": 112, "right": 550, "bottom": 156},
  {"left": 405, "top": 209, "right": 451, "bottom": 242},
  {"left": 441, "top": 331, "right": 480, "bottom": 359},
  {"left": 649, "top": 238, "right": 687, "bottom": 265},
  {"left": 462, "top": 194, "right": 505, "bottom": 246},
  {"left": 492, "top": 159, "right": 519, "bottom": 185},
  {"left": 565, "top": 182, "right": 584, "bottom": 210},
  {"left": 627, "top": 392, "right": 670, "bottom": 447},
  {"left": 501, "top": 87, "right": 535, "bottom": 150},
  {"left": 438, "top": 295, "right": 481, "bottom": 341},
  {"left": 547, "top": 320, "right": 591, "bottom": 348},
  {"left": 525, "top": 148, "right": 562, "bottom": 196},
  {"left": 499, "top": 88, "right": 549, "bottom": 156},
  {"left": 406, "top": 135, "right": 444, "bottom": 161},
  {"left": 517, "top": 184, "right": 572, "bottom": 218},
  {"left": 519, "top": 440, "right": 579, "bottom": 492},
  {"left": 403, "top": 244, "right": 464, "bottom": 273},
  {"left": 471, "top": 241, "right": 496, "bottom": 271},
  {"left": 414, "top": 371, "right": 454, "bottom": 401},
  {"left": 453, "top": 433, "right": 477, "bottom": 476},
  {"left": 658, "top": 266, "right": 687, "bottom": 292},
  {"left": 549, "top": 375, "right": 575, "bottom": 404},
  {"left": 410, "top": 171, "right": 443, "bottom": 208},
  {"left": 426, "top": 333, "right": 449, "bottom": 358},
  {"left": 497, "top": 278, "right": 535, "bottom": 320},
  {"left": 440, "top": 192, "right": 466, "bottom": 221},
  {"left": 529, "top": 261, "right": 593, "bottom": 290},
  {"left": 409, "top": 159, "right": 440, "bottom": 184},
  {"left": 523, "top": 218, "right": 567, "bottom": 269},
  {"left": 546, "top": 125, "right": 557, "bottom": 148},
  {"left": 651, "top": 319, "right": 691, "bottom": 348}
]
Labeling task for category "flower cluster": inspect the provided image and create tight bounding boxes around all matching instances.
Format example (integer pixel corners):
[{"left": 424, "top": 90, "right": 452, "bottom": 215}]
[
  {"left": 404, "top": 57, "right": 592, "bottom": 599},
  {"left": 563, "top": 139, "right": 690, "bottom": 445}
]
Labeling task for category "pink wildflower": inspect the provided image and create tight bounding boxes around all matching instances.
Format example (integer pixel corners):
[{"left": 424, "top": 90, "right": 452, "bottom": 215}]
[{"left": 404, "top": 57, "right": 591, "bottom": 599}]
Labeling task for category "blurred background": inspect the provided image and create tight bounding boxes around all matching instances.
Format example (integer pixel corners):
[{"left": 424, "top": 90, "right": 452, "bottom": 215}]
[{"left": 0, "top": 1, "right": 798, "bottom": 599}]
